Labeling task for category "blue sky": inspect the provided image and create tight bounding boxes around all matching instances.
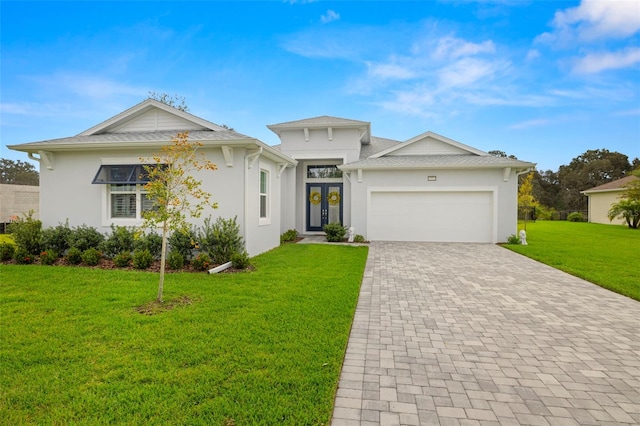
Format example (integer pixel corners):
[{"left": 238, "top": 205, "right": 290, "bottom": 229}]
[{"left": 1, "top": 0, "right": 639, "bottom": 172}]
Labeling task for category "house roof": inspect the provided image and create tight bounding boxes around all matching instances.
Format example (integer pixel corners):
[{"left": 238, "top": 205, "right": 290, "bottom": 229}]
[
  {"left": 581, "top": 175, "right": 639, "bottom": 194},
  {"left": 267, "top": 115, "right": 369, "bottom": 128},
  {"left": 359, "top": 136, "right": 402, "bottom": 159},
  {"left": 78, "top": 99, "right": 227, "bottom": 135},
  {"left": 267, "top": 115, "right": 371, "bottom": 143},
  {"left": 340, "top": 154, "right": 535, "bottom": 171}
]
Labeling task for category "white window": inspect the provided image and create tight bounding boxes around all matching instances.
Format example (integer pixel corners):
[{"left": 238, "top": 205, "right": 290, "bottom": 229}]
[
  {"left": 259, "top": 169, "right": 269, "bottom": 223},
  {"left": 92, "top": 164, "right": 158, "bottom": 223}
]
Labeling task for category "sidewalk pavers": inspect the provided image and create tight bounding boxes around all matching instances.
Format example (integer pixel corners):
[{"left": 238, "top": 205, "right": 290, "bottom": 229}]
[{"left": 331, "top": 242, "right": 640, "bottom": 425}]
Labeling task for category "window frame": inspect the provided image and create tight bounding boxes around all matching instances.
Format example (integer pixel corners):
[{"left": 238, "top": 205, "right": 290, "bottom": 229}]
[{"left": 259, "top": 168, "right": 270, "bottom": 225}]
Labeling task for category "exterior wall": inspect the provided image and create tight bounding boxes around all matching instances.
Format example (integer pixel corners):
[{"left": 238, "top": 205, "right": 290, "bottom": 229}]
[
  {"left": 278, "top": 128, "right": 362, "bottom": 164},
  {"left": 347, "top": 168, "right": 519, "bottom": 243},
  {"left": 278, "top": 127, "right": 360, "bottom": 234},
  {"left": 37, "top": 147, "right": 282, "bottom": 257},
  {"left": 0, "top": 184, "right": 40, "bottom": 222},
  {"left": 587, "top": 191, "right": 625, "bottom": 225},
  {"left": 280, "top": 167, "right": 297, "bottom": 232}
]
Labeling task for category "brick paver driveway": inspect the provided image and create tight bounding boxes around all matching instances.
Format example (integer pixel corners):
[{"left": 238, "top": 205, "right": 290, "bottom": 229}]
[{"left": 331, "top": 242, "right": 640, "bottom": 426}]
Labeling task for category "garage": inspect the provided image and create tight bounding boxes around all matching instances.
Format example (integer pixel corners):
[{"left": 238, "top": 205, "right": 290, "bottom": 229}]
[{"left": 368, "top": 190, "right": 495, "bottom": 243}]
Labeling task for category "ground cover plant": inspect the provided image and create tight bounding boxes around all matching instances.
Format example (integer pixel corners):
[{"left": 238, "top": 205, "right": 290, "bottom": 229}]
[
  {"left": 0, "top": 243, "right": 368, "bottom": 425},
  {"left": 503, "top": 221, "right": 640, "bottom": 301}
]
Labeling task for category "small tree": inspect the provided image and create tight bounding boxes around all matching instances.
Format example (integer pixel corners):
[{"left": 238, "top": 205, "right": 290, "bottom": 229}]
[
  {"left": 518, "top": 171, "right": 538, "bottom": 230},
  {"left": 608, "top": 169, "right": 640, "bottom": 229},
  {"left": 141, "top": 132, "right": 217, "bottom": 302}
]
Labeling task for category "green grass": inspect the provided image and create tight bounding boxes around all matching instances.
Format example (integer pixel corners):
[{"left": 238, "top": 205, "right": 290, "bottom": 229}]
[
  {"left": 0, "top": 244, "right": 369, "bottom": 425},
  {"left": 503, "top": 221, "right": 640, "bottom": 301}
]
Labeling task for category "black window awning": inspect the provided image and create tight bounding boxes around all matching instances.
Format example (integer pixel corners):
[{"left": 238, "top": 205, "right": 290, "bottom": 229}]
[{"left": 92, "top": 164, "right": 159, "bottom": 184}]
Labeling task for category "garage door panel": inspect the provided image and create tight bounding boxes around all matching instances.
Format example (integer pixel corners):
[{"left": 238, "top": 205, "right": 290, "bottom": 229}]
[{"left": 368, "top": 191, "right": 493, "bottom": 243}]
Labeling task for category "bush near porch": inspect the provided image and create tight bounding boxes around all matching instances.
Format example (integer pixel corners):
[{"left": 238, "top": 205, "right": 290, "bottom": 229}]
[
  {"left": 504, "top": 221, "right": 640, "bottom": 301},
  {"left": 0, "top": 243, "right": 369, "bottom": 425}
]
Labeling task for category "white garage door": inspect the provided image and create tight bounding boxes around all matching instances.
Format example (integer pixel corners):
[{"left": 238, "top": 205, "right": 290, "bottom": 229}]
[{"left": 368, "top": 191, "right": 494, "bottom": 243}]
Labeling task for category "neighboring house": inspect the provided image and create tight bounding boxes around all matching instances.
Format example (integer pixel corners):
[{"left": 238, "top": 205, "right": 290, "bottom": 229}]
[
  {"left": 9, "top": 100, "right": 535, "bottom": 256},
  {"left": 581, "top": 175, "right": 639, "bottom": 225},
  {"left": 0, "top": 184, "right": 40, "bottom": 232}
]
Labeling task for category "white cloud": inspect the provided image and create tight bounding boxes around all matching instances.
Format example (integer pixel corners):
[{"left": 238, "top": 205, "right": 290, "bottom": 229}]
[
  {"left": 366, "top": 61, "right": 416, "bottom": 80},
  {"left": 536, "top": 0, "right": 640, "bottom": 45},
  {"left": 509, "top": 118, "right": 551, "bottom": 130},
  {"left": 553, "top": 0, "right": 640, "bottom": 41},
  {"left": 437, "top": 57, "right": 502, "bottom": 88},
  {"left": 432, "top": 36, "right": 496, "bottom": 60},
  {"left": 320, "top": 10, "right": 340, "bottom": 24},
  {"left": 573, "top": 47, "right": 640, "bottom": 74},
  {"left": 525, "top": 49, "right": 540, "bottom": 61}
]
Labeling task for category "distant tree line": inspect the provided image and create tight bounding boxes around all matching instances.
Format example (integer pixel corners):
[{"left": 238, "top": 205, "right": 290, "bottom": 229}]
[
  {"left": 0, "top": 159, "right": 39, "bottom": 186},
  {"left": 491, "top": 149, "right": 640, "bottom": 213}
]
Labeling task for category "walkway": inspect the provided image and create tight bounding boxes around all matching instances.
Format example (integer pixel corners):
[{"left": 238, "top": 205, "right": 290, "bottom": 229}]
[{"left": 331, "top": 242, "right": 640, "bottom": 425}]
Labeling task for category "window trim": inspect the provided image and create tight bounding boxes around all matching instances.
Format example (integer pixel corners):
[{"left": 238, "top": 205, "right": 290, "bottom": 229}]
[{"left": 259, "top": 168, "right": 270, "bottom": 225}]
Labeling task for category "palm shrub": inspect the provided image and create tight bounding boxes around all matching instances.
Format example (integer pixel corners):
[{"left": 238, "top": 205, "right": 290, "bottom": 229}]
[
  {"left": 198, "top": 216, "right": 244, "bottom": 264},
  {"left": 608, "top": 199, "right": 640, "bottom": 229},
  {"left": 68, "top": 225, "right": 104, "bottom": 251},
  {"left": 8, "top": 213, "right": 42, "bottom": 255},
  {"left": 100, "top": 225, "right": 135, "bottom": 259},
  {"left": 323, "top": 223, "right": 347, "bottom": 242},
  {"left": 41, "top": 221, "right": 72, "bottom": 255}
]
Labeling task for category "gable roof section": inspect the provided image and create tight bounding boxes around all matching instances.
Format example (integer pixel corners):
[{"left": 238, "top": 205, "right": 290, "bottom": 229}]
[
  {"left": 370, "top": 131, "right": 487, "bottom": 158},
  {"left": 581, "top": 175, "right": 639, "bottom": 194},
  {"left": 79, "top": 99, "right": 227, "bottom": 135}
]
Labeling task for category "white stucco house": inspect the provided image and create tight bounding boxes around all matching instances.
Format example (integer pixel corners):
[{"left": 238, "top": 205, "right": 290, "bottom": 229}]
[
  {"left": 8, "top": 100, "right": 535, "bottom": 256},
  {"left": 581, "top": 175, "right": 639, "bottom": 225}
]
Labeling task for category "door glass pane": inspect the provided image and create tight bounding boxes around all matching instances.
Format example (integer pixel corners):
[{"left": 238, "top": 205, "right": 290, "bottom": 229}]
[
  {"left": 308, "top": 185, "right": 322, "bottom": 228},
  {"left": 327, "top": 185, "right": 341, "bottom": 224}
]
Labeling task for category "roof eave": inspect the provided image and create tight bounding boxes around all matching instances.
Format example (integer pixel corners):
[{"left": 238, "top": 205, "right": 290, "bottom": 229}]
[{"left": 339, "top": 162, "right": 536, "bottom": 171}]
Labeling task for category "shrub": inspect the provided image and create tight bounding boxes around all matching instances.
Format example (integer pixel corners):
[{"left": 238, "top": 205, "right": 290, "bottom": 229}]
[
  {"left": 100, "top": 225, "right": 135, "bottom": 259},
  {"left": 168, "top": 251, "right": 185, "bottom": 270},
  {"left": 132, "top": 249, "right": 153, "bottom": 270},
  {"left": 81, "top": 248, "right": 102, "bottom": 266},
  {"left": 506, "top": 234, "right": 520, "bottom": 245},
  {"left": 68, "top": 225, "right": 104, "bottom": 252},
  {"left": 198, "top": 216, "right": 244, "bottom": 264},
  {"left": 323, "top": 223, "right": 347, "bottom": 242},
  {"left": 354, "top": 234, "right": 366, "bottom": 243},
  {"left": 113, "top": 251, "right": 132, "bottom": 268},
  {"left": 567, "top": 212, "right": 585, "bottom": 222},
  {"left": 230, "top": 250, "right": 251, "bottom": 269},
  {"left": 41, "top": 221, "right": 72, "bottom": 255},
  {"left": 191, "top": 253, "right": 211, "bottom": 271},
  {"left": 66, "top": 247, "right": 83, "bottom": 265},
  {"left": 39, "top": 250, "right": 58, "bottom": 265},
  {"left": 168, "top": 228, "right": 197, "bottom": 262},
  {"left": 280, "top": 229, "right": 299, "bottom": 244},
  {"left": 14, "top": 247, "right": 34, "bottom": 264},
  {"left": 134, "top": 231, "right": 163, "bottom": 259},
  {"left": 8, "top": 213, "right": 42, "bottom": 255},
  {"left": 0, "top": 243, "right": 16, "bottom": 261}
]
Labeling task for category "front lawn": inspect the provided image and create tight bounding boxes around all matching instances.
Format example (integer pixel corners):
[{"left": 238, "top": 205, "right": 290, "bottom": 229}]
[
  {"left": 503, "top": 221, "right": 639, "bottom": 301},
  {"left": 0, "top": 243, "right": 368, "bottom": 425}
]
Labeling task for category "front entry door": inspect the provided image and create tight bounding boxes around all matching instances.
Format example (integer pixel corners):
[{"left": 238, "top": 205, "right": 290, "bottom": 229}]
[{"left": 306, "top": 183, "right": 343, "bottom": 232}]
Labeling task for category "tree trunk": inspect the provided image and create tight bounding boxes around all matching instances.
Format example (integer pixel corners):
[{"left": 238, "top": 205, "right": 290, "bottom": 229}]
[{"left": 157, "top": 222, "right": 168, "bottom": 303}]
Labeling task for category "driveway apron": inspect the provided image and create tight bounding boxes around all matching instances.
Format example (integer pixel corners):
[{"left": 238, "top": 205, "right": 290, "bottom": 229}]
[{"left": 331, "top": 242, "right": 640, "bottom": 426}]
